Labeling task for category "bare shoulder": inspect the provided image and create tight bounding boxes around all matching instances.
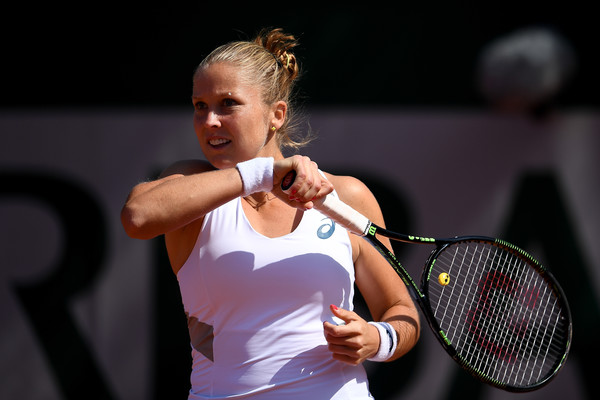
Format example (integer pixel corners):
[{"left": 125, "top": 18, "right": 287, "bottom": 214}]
[
  {"left": 324, "top": 173, "right": 370, "bottom": 198},
  {"left": 159, "top": 159, "right": 215, "bottom": 178},
  {"left": 324, "top": 172, "right": 383, "bottom": 223}
]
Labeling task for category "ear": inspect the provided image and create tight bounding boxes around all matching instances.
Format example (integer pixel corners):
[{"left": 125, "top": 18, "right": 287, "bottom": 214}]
[{"left": 270, "top": 101, "right": 287, "bottom": 130}]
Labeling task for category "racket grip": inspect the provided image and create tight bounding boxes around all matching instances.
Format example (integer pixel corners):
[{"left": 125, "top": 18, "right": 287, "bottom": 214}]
[
  {"left": 314, "top": 195, "right": 371, "bottom": 236},
  {"left": 281, "top": 171, "right": 371, "bottom": 236}
]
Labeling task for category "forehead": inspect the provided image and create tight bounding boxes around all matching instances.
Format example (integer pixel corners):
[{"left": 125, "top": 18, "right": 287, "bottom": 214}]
[{"left": 192, "top": 63, "right": 258, "bottom": 98}]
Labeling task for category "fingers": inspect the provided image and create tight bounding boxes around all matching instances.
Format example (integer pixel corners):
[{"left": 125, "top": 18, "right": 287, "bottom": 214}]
[
  {"left": 273, "top": 155, "right": 333, "bottom": 209},
  {"left": 285, "top": 156, "right": 328, "bottom": 203},
  {"left": 323, "top": 305, "right": 379, "bottom": 365},
  {"left": 327, "top": 303, "right": 354, "bottom": 326}
]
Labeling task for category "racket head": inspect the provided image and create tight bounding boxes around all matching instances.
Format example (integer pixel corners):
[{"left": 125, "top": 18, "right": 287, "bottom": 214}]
[{"left": 420, "top": 237, "right": 572, "bottom": 392}]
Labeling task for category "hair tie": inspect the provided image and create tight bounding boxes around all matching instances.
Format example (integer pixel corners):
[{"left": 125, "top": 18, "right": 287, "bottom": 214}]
[
  {"left": 285, "top": 53, "right": 291, "bottom": 68},
  {"left": 270, "top": 51, "right": 283, "bottom": 67}
]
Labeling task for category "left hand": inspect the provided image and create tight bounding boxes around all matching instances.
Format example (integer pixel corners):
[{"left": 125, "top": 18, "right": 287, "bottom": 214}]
[
  {"left": 273, "top": 155, "right": 333, "bottom": 210},
  {"left": 323, "top": 304, "right": 380, "bottom": 365}
]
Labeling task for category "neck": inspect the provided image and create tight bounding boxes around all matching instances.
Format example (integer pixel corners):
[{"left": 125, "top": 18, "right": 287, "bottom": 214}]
[{"left": 243, "top": 191, "right": 276, "bottom": 210}]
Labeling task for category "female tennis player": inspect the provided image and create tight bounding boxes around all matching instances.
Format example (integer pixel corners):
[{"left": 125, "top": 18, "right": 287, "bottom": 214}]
[{"left": 121, "top": 28, "right": 420, "bottom": 399}]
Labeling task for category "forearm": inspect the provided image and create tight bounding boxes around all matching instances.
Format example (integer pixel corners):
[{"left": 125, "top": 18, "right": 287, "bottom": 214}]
[
  {"left": 121, "top": 167, "right": 243, "bottom": 239},
  {"left": 381, "top": 303, "right": 421, "bottom": 361}
]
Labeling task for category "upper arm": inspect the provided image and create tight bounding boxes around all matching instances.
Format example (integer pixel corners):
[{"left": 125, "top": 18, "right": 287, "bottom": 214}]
[
  {"left": 126, "top": 159, "right": 214, "bottom": 201},
  {"left": 121, "top": 159, "right": 214, "bottom": 239},
  {"left": 159, "top": 159, "right": 215, "bottom": 179}
]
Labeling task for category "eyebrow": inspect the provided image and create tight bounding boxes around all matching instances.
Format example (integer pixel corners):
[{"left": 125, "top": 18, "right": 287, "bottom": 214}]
[{"left": 191, "top": 91, "right": 234, "bottom": 100}]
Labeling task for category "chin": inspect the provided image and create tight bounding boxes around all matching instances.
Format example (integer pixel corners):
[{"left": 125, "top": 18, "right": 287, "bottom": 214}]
[{"left": 205, "top": 156, "right": 237, "bottom": 171}]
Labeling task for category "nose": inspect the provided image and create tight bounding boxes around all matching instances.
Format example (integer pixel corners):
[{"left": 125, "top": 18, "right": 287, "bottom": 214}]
[{"left": 206, "top": 110, "right": 222, "bottom": 128}]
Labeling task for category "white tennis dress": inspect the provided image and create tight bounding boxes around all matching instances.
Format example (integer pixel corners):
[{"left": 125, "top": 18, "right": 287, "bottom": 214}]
[{"left": 177, "top": 192, "right": 373, "bottom": 399}]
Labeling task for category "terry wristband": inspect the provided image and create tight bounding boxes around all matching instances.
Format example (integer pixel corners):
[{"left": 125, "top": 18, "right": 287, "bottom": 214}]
[
  {"left": 235, "top": 157, "right": 274, "bottom": 196},
  {"left": 367, "top": 321, "right": 398, "bottom": 362}
]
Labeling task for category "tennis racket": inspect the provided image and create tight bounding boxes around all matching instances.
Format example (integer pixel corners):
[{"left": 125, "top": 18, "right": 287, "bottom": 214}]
[{"left": 282, "top": 172, "right": 572, "bottom": 392}]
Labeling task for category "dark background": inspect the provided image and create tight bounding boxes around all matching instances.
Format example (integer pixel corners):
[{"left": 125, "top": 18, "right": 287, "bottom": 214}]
[{"left": 2, "top": 2, "right": 597, "bottom": 109}]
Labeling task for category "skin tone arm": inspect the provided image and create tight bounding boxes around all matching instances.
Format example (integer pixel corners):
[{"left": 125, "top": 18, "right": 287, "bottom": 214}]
[
  {"left": 121, "top": 160, "right": 241, "bottom": 240},
  {"left": 121, "top": 155, "right": 332, "bottom": 240},
  {"left": 321, "top": 175, "right": 421, "bottom": 365}
]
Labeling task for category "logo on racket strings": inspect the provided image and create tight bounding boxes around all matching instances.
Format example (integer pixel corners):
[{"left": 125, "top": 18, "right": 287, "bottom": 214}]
[{"left": 466, "top": 270, "right": 540, "bottom": 363}]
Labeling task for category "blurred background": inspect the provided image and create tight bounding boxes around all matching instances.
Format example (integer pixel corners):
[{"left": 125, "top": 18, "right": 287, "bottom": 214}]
[{"left": 1, "top": 2, "right": 598, "bottom": 399}]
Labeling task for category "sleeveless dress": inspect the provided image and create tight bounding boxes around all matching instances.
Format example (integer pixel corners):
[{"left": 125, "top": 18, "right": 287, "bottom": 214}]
[{"left": 177, "top": 192, "right": 373, "bottom": 399}]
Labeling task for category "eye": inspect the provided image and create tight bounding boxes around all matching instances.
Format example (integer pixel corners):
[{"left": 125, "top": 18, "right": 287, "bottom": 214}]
[
  {"left": 193, "top": 100, "right": 207, "bottom": 111},
  {"left": 222, "top": 98, "right": 237, "bottom": 108}
]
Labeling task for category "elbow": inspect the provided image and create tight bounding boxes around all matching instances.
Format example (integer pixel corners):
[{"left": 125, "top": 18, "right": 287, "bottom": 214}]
[{"left": 120, "top": 203, "right": 158, "bottom": 240}]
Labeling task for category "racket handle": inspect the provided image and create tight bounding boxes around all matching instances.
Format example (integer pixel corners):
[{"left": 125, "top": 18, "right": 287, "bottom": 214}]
[{"left": 281, "top": 171, "right": 371, "bottom": 236}]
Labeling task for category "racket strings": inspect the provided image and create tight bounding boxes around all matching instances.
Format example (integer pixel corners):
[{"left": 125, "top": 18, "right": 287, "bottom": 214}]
[
  {"left": 427, "top": 241, "right": 568, "bottom": 388},
  {"left": 455, "top": 252, "right": 563, "bottom": 384},
  {"left": 455, "top": 248, "right": 563, "bottom": 384}
]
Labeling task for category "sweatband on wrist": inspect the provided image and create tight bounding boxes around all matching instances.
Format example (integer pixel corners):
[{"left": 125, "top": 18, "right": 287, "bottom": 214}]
[
  {"left": 367, "top": 321, "right": 398, "bottom": 362},
  {"left": 235, "top": 157, "right": 274, "bottom": 196}
]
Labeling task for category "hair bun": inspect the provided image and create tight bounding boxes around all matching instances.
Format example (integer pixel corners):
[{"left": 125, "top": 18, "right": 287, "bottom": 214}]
[{"left": 255, "top": 28, "right": 300, "bottom": 80}]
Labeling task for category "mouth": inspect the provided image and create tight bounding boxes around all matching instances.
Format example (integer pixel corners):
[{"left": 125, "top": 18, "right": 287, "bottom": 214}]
[{"left": 208, "top": 138, "right": 231, "bottom": 148}]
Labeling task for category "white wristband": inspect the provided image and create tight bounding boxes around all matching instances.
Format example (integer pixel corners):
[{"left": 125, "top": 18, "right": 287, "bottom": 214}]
[
  {"left": 235, "top": 157, "right": 274, "bottom": 196},
  {"left": 367, "top": 321, "right": 398, "bottom": 362}
]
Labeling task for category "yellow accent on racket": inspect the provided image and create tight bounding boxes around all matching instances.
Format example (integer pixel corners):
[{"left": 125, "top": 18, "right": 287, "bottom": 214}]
[{"left": 438, "top": 272, "right": 450, "bottom": 286}]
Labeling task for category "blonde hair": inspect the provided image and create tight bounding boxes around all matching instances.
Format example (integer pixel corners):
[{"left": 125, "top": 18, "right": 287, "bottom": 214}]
[{"left": 194, "top": 28, "right": 312, "bottom": 151}]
